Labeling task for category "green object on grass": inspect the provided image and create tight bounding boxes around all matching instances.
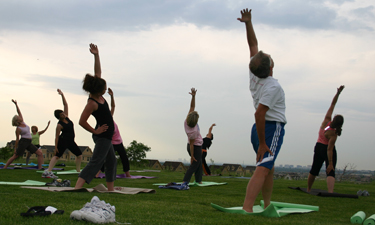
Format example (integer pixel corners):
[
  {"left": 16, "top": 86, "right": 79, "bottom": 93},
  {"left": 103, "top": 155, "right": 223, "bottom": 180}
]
[
  {"left": 351, "top": 211, "right": 366, "bottom": 224},
  {"left": 211, "top": 201, "right": 319, "bottom": 218},
  {"left": 153, "top": 181, "right": 227, "bottom": 186},
  {"left": 37, "top": 169, "right": 79, "bottom": 175},
  {"left": 0, "top": 180, "right": 46, "bottom": 186},
  {"left": 190, "top": 181, "right": 227, "bottom": 186},
  {"left": 364, "top": 214, "right": 375, "bottom": 225}
]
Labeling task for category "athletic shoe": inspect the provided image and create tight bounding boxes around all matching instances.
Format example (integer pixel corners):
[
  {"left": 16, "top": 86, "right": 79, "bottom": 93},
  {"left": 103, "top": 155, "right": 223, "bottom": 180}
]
[
  {"left": 362, "top": 190, "right": 370, "bottom": 196},
  {"left": 70, "top": 196, "right": 103, "bottom": 221},
  {"left": 357, "top": 190, "right": 363, "bottom": 196},
  {"left": 82, "top": 203, "right": 116, "bottom": 224},
  {"left": 42, "top": 171, "right": 58, "bottom": 179},
  {"left": 180, "top": 183, "right": 189, "bottom": 190}
]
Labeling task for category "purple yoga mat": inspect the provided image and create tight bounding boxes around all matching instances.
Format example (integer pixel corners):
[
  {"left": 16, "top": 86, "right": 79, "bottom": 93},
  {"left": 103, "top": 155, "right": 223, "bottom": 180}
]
[
  {"left": 95, "top": 173, "right": 157, "bottom": 179},
  {"left": 0, "top": 166, "right": 63, "bottom": 170}
]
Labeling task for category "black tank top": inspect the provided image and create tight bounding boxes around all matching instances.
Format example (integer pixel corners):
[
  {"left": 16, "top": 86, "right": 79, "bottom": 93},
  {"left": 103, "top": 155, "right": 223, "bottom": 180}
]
[
  {"left": 202, "top": 137, "right": 212, "bottom": 150},
  {"left": 58, "top": 117, "right": 75, "bottom": 139},
  {"left": 89, "top": 97, "right": 114, "bottom": 140}
]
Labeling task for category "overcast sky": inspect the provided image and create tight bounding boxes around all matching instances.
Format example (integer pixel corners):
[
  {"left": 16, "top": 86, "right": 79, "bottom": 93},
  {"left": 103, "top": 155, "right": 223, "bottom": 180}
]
[{"left": 0, "top": 0, "right": 374, "bottom": 170}]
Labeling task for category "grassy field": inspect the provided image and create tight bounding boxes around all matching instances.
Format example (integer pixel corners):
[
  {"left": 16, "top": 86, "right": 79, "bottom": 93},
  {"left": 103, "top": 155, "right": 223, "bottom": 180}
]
[{"left": 0, "top": 161, "right": 374, "bottom": 225}]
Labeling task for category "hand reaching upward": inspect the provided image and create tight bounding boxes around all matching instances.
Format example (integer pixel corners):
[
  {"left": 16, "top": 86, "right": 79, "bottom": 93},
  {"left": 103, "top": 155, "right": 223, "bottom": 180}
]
[{"left": 237, "top": 8, "right": 252, "bottom": 23}]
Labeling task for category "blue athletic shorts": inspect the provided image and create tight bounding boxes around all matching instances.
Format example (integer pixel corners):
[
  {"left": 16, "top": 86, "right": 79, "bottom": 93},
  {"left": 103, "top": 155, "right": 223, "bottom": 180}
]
[{"left": 251, "top": 121, "right": 285, "bottom": 170}]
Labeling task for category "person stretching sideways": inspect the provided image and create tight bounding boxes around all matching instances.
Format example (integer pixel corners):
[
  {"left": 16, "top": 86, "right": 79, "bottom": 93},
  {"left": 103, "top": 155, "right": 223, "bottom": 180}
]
[
  {"left": 238, "top": 8, "right": 287, "bottom": 212},
  {"left": 75, "top": 43, "right": 116, "bottom": 191},
  {"left": 3, "top": 100, "right": 44, "bottom": 170},
  {"left": 307, "top": 85, "right": 344, "bottom": 193},
  {"left": 42, "top": 89, "right": 82, "bottom": 178}
]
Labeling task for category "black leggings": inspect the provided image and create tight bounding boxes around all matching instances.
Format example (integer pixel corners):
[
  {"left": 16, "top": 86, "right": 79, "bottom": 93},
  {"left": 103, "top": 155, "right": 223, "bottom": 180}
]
[
  {"left": 100, "top": 143, "right": 130, "bottom": 173},
  {"left": 309, "top": 142, "right": 337, "bottom": 177},
  {"left": 183, "top": 144, "right": 202, "bottom": 183},
  {"left": 202, "top": 151, "right": 211, "bottom": 175}
]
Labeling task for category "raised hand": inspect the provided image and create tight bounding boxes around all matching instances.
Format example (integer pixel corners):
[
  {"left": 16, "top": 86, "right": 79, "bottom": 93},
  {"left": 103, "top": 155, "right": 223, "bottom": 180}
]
[
  {"left": 337, "top": 85, "right": 345, "bottom": 94},
  {"left": 108, "top": 88, "right": 113, "bottom": 96},
  {"left": 189, "top": 88, "right": 197, "bottom": 96},
  {"left": 89, "top": 43, "right": 99, "bottom": 55},
  {"left": 12, "top": 99, "right": 17, "bottom": 105},
  {"left": 57, "top": 89, "right": 63, "bottom": 95},
  {"left": 237, "top": 8, "right": 252, "bottom": 23}
]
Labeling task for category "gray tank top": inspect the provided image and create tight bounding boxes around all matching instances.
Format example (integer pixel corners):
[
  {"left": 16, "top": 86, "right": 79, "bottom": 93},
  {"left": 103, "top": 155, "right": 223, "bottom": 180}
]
[{"left": 18, "top": 122, "right": 32, "bottom": 139}]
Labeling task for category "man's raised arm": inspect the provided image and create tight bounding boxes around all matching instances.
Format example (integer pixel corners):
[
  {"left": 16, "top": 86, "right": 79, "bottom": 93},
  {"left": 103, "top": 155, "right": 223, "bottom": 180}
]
[{"left": 237, "top": 8, "right": 258, "bottom": 58}]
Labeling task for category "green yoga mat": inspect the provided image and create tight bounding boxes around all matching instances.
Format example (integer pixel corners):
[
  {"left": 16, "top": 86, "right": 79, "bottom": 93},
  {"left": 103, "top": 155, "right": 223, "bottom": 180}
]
[
  {"left": 351, "top": 211, "right": 366, "bottom": 224},
  {"left": 211, "top": 201, "right": 319, "bottom": 218},
  {"left": 37, "top": 169, "right": 79, "bottom": 175},
  {"left": 0, "top": 180, "right": 46, "bottom": 186},
  {"left": 153, "top": 181, "right": 227, "bottom": 187},
  {"left": 364, "top": 214, "right": 375, "bottom": 225}
]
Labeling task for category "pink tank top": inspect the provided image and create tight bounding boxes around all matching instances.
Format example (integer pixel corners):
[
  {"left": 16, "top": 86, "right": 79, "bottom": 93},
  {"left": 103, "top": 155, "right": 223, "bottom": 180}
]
[
  {"left": 317, "top": 121, "right": 335, "bottom": 145},
  {"left": 111, "top": 121, "right": 123, "bottom": 145}
]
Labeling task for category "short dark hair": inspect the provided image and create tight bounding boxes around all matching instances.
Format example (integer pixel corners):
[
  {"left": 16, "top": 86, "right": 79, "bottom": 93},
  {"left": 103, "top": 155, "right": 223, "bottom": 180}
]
[
  {"left": 82, "top": 74, "right": 106, "bottom": 95},
  {"left": 54, "top": 110, "right": 63, "bottom": 120},
  {"left": 250, "top": 51, "right": 271, "bottom": 78}
]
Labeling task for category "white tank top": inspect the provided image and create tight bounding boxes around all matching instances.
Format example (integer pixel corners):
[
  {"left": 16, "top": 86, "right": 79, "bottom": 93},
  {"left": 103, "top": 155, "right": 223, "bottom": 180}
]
[{"left": 18, "top": 122, "right": 32, "bottom": 139}]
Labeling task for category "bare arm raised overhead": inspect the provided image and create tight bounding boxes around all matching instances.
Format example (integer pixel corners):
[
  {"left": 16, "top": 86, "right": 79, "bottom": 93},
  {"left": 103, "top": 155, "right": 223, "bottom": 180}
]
[
  {"left": 207, "top": 123, "right": 216, "bottom": 139},
  {"left": 57, "top": 89, "right": 68, "bottom": 117},
  {"left": 38, "top": 121, "right": 51, "bottom": 135},
  {"left": 321, "top": 85, "right": 345, "bottom": 128},
  {"left": 237, "top": 8, "right": 258, "bottom": 58},
  {"left": 187, "top": 88, "right": 197, "bottom": 116},
  {"left": 108, "top": 88, "right": 115, "bottom": 116},
  {"left": 12, "top": 100, "right": 23, "bottom": 122},
  {"left": 89, "top": 43, "right": 101, "bottom": 78}
]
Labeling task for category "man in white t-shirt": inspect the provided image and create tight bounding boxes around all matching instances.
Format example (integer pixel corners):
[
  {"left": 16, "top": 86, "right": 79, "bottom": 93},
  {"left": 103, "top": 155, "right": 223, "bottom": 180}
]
[{"left": 238, "top": 8, "right": 287, "bottom": 213}]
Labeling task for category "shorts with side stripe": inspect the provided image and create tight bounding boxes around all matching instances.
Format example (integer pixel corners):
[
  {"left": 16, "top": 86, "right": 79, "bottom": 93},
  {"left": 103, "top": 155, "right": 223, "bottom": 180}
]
[{"left": 251, "top": 121, "right": 285, "bottom": 170}]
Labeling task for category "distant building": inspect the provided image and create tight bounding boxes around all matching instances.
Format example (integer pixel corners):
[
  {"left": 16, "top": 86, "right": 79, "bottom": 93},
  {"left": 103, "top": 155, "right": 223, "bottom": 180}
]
[
  {"left": 284, "top": 173, "right": 301, "bottom": 180},
  {"left": 223, "top": 163, "right": 245, "bottom": 176},
  {"left": 163, "top": 161, "right": 186, "bottom": 172},
  {"left": 144, "top": 159, "right": 163, "bottom": 170},
  {"left": 209, "top": 165, "right": 229, "bottom": 175}
]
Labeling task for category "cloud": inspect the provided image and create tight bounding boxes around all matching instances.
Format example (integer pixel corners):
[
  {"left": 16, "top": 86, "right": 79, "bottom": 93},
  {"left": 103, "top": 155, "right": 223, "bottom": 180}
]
[{"left": 0, "top": 0, "right": 372, "bottom": 33}]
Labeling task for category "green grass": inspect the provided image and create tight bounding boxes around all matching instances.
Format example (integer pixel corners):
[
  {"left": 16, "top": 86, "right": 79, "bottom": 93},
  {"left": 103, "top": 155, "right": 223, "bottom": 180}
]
[{"left": 0, "top": 161, "right": 374, "bottom": 225}]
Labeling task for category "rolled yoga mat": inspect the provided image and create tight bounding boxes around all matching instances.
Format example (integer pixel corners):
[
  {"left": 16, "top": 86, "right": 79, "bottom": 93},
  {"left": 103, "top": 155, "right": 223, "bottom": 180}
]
[
  {"left": 364, "top": 214, "right": 375, "bottom": 225},
  {"left": 351, "top": 211, "right": 366, "bottom": 224}
]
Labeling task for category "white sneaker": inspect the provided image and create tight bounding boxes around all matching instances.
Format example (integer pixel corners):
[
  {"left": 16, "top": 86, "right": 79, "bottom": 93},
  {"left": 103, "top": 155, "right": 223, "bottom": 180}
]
[
  {"left": 70, "top": 196, "right": 102, "bottom": 220},
  {"left": 82, "top": 203, "right": 116, "bottom": 224},
  {"left": 42, "top": 171, "right": 58, "bottom": 179}
]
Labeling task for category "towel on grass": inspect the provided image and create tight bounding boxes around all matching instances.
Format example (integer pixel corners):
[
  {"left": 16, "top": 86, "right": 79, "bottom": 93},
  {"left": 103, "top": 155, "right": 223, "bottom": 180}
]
[
  {"left": 211, "top": 200, "right": 319, "bottom": 218},
  {"left": 155, "top": 181, "right": 227, "bottom": 189},
  {"left": 0, "top": 180, "right": 46, "bottom": 186},
  {"left": 289, "top": 186, "right": 358, "bottom": 199},
  {"left": 21, "top": 183, "right": 155, "bottom": 195},
  {"left": 95, "top": 173, "right": 157, "bottom": 179},
  {"left": 37, "top": 169, "right": 79, "bottom": 175}
]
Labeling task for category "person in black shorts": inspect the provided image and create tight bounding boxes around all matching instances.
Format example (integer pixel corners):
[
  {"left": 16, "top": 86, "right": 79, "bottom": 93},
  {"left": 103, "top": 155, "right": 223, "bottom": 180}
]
[
  {"left": 3, "top": 100, "right": 44, "bottom": 169},
  {"left": 42, "top": 89, "right": 82, "bottom": 178},
  {"left": 202, "top": 123, "right": 215, "bottom": 175},
  {"left": 307, "top": 85, "right": 344, "bottom": 193}
]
